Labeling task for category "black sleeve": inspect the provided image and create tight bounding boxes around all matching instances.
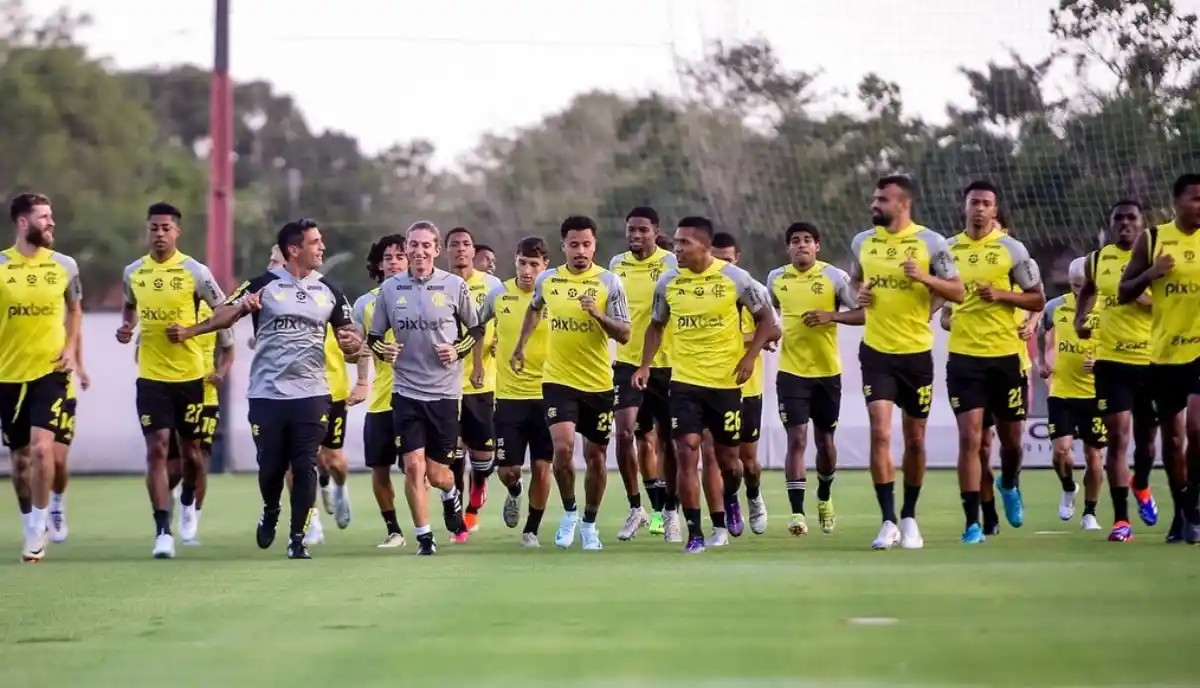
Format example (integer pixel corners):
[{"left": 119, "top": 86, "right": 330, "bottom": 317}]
[
  {"left": 319, "top": 277, "right": 354, "bottom": 328},
  {"left": 224, "top": 271, "right": 279, "bottom": 305}
]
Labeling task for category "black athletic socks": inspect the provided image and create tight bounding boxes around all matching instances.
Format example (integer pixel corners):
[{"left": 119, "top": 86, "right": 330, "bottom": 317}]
[
  {"left": 722, "top": 469, "right": 743, "bottom": 501},
  {"left": 180, "top": 483, "right": 196, "bottom": 507},
  {"left": 900, "top": 484, "right": 921, "bottom": 520},
  {"left": 562, "top": 496, "right": 577, "bottom": 513},
  {"left": 382, "top": 509, "right": 402, "bottom": 535},
  {"left": 683, "top": 507, "right": 703, "bottom": 539},
  {"left": 524, "top": 508, "right": 544, "bottom": 535},
  {"left": 874, "top": 482, "right": 897, "bottom": 523},
  {"left": 961, "top": 491, "right": 980, "bottom": 526},
  {"left": 999, "top": 467, "right": 1019, "bottom": 491},
  {"left": 981, "top": 499, "right": 999, "bottom": 526},
  {"left": 644, "top": 479, "right": 666, "bottom": 512},
  {"left": 1083, "top": 500, "right": 1098, "bottom": 517},
  {"left": 628, "top": 492, "right": 642, "bottom": 510},
  {"left": 318, "top": 470, "right": 330, "bottom": 489},
  {"left": 711, "top": 511, "right": 726, "bottom": 530},
  {"left": 1055, "top": 463, "right": 1076, "bottom": 493},
  {"left": 816, "top": 471, "right": 834, "bottom": 501},
  {"left": 745, "top": 473, "right": 762, "bottom": 501},
  {"left": 583, "top": 507, "right": 598, "bottom": 524},
  {"left": 786, "top": 479, "right": 806, "bottom": 514},
  {"left": 664, "top": 491, "right": 679, "bottom": 511},
  {"left": 153, "top": 509, "right": 171, "bottom": 536},
  {"left": 17, "top": 495, "right": 31, "bottom": 514},
  {"left": 1111, "top": 485, "right": 1130, "bottom": 523}
]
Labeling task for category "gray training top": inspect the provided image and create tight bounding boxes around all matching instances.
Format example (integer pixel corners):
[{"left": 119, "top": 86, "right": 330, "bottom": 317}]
[
  {"left": 368, "top": 267, "right": 482, "bottom": 402},
  {"left": 227, "top": 266, "right": 354, "bottom": 400}
]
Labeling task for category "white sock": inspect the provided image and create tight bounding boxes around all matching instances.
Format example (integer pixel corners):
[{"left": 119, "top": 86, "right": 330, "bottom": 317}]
[
  {"left": 20, "top": 511, "right": 31, "bottom": 531},
  {"left": 414, "top": 524, "right": 431, "bottom": 536},
  {"left": 31, "top": 507, "right": 48, "bottom": 533},
  {"left": 51, "top": 492, "right": 64, "bottom": 509}
]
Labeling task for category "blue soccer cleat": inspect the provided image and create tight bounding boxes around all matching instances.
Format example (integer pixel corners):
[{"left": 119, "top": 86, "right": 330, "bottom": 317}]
[
  {"left": 961, "top": 522, "right": 985, "bottom": 545},
  {"left": 995, "top": 476, "right": 1024, "bottom": 528}
]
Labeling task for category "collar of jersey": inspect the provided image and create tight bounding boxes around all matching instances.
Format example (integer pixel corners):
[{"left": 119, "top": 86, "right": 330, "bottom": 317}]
[
  {"left": 560, "top": 263, "right": 601, "bottom": 278},
  {"left": 505, "top": 277, "right": 533, "bottom": 294},
  {"left": 629, "top": 247, "right": 668, "bottom": 264},
  {"left": 143, "top": 250, "right": 185, "bottom": 267},
  {"left": 874, "top": 223, "right": 921, "bottom": 240},
  {"left": 680, "top": 257, "right": 723, "bottom": 277},
  {"left": 957, "top": 228, "right": 1003, "bottom": 245},
  {"left": 407, "top": 268, "right": 441, "bottom": 284},
  {"left": 7, "top": 246, "right": 53, "bottom": 263},
  {"left": 786, "top": 261, "right": 823, "bottom": 277}
]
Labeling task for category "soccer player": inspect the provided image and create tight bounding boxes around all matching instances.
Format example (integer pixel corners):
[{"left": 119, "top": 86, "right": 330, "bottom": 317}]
[
  {"left": 478, "top": 237, "right": 554, "bottom": 546},
  {"left": 317, "top": 300, "right": 354, "bottom": 533},
  {"left": 368, "top": 221, "right": 477, "bottom": 556},
  {"left": 513, "top": 215, "right": 631, "bottom": 551},
  {"left": 1117, "top": 173, "right": 1200, "bottom": 543},
  {"left": 474, "top": 244, "right": 497, "bottom": 275},
  {"left": 610, "top": 207, "right": 676, "bottom": 541},
  {"left": 177, "top": 219, "right": 362, "bottom": 559},
  {"left": 1038, "top": 257, "right": 1105, "bottom": 531},
  {"left": 47, "top": 334, "right": 89, "bottom": 543},
  {"left": 943, "top": 181, "right": 1045, "bottom": 544},
  {"left": 447, "top": 227, "right": 503, "bottom": 539},
  {"left": 767, "top": 222, "right": 863, "bottom": 537},
  {"left": 116, "top": 202, "right": 229, "bottom": 559},
  {"left": 640, "top": 232, "right": 681, "bottom": 539},
  {"left": 352, "top": 233, "right": 409, "bottom": 548},
  {"left": 1075, "top": 200, "right": 1159, "bottom": 542},
  {"left": 849, "top": 175, "right": 964, "bottom": 550},
  {"left": 635, "top": 216, "right": 778, "bottom": 553},
  {"left": 1, "top": 193, "right": 82, "bottom": 562}
]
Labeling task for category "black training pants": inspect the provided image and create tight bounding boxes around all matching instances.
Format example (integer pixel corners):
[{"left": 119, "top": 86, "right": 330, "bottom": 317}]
[{"left": 248, "top": 396, "right": 330, "bottom": 538}]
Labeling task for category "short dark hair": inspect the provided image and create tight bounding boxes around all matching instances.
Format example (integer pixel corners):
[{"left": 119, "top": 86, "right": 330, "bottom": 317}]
[
  {"left": 785, "top": 222, "right": 820, "bottom": 243},
  {"left": 876, "top": 175, "right": 916, "bottom": 198},
  {"left": 1110, "top": 199, "right": 1144, "bottom": 214},
  {"left": 277, "top": 218, "right": 319, "bottom": 259},
  {"left": 655, "top": 234, "right": 674, "bottom": 251},
  {"left": 677, "top": 215, "right": 714, "bottom": 239},
  {"left": 560, "top": 215, "right": 598, "bottom": 239},
  {"left": 9, "top": 193, "right": 50, "bottom": 223},
  {"left": 475, "top": 244, "right": 495, "bottom": 255},
  {"left": 366, "top": 233, "right": 406, "bottom": 282},
  {"left": 1173, "top": 173, "right": 1200, "bottom": 200},
  {"left": 517, "top": 236, "right": 549, "bottom": 260},
  {"left": 712, "top": 231, "right": 737, "bottom": 250},
  {"left": 445, "top": 226, "right": 473, "bottom": 246},
  {"left": 963, "top": 180, "right": 999, "bottom": 199},
  {"left": 147, "top": 202, "right": 182, "bottom": 222},
  {"left": 626, "top": 206, "right": 659, "bottom": 226}
]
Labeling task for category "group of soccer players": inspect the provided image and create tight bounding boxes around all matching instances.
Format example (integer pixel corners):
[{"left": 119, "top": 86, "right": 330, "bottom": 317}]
[{"left": 5, "top": 170, "right": 1200, "bottom": 560}]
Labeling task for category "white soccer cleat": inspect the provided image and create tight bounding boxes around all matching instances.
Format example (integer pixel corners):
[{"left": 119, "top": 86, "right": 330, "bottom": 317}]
[
  {"left": 899, "top": 517, "right": 924, "bottom": 549},
  {"left": 580, "top": 522, "right": 603, "bottom": 551},
  {"left": 48, "top": 507, "right": 68, "bottom": 543},
  {"left": 748, "top": 495, "right": 768, "bottom": 535},
  {"left": 617, "top": 507, "right": 649, "bottom": 541},
  {"left": 1059, "top": 485, "right": 1078, "bottom": 521},
  {"left": 502, "top": 492, "right": 522, "bottom": 529},
  {"left": 334, "top": 484, "right": 352, "bottom": 529},
  {"left": 152, "top": 533, "right": 175, "bottom": 559},
  {"left": 662, "top": 510, "right": 683, "bottom": 543},
  {"left": 320, "top": 483, "right": 335, "bottom": 515},
  {"left": 22, "top": 521, "right": 47, "bottom": 562},
  {"left": 521, "top": 532, "right": 540, "bottom": 548},
  {"left": 706, "top": 527, "right": 730, "bottom": 548},
  {"left": 872, "top": 521, "right": 901, "bottom": 550},
  {"left": 554, "top": 511, "right": 579, "bottom": 549},
  {"left": 180, "top": 504, "right": 200, "bottom": 544},
  {"left": 377, "top": 532, "right": 406, "bottom": 548},
  {"left": 304, "top": 511, "right": 325, "bottom": 546},
  {"left": 1080, "top": 513, "right": 1102, "bottom": 531}
]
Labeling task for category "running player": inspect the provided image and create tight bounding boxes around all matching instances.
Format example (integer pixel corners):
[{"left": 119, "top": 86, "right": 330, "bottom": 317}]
[
  {"left": 1038, "top": 257, "right": 1105, "bottom": 531},
  {"left": 47, "top": 335, "right": 88, "bottom": 543},
  {"left": 635, "top": 216, "right": 778, "bottom": 553},
  {"left": 850, "top": 176, "right": 964, "bottom": 550},
  {"left": 117, "top": 202, "right": 228, "bottom": 559},
  {"left": 943, "top": 181, "right": 1045, "bottom": 544},
  {"left": 641, "top": 233, "right": 679, "bottom": 539},
  {"left": 368, "top": 221, "right": 477, "bottom": 555},
  {"left": 767, "top": 222, "right": 862, "bottom": 537},
  {"left": 478, "top": 237, "right": 554, "bottom": 546},
  {"left": 1075, "top": 200, "right": 1159, "bottom": 541},
  {"left": 448, "top": 227, "right": 503, "bottom": 538},
  {"left": 513, "top": 215, "right": 631, "bottom": 551},
  {"left": 1117, "top": 173, "right": 1200, "bottom": 542},
  {"left": 352, "top": 233, "right": 408, "bottom": 548},
  {"left": 318, "top": 303, "right": 354, "bottom": 532},
  {"left": 474, "top": 244, "right": 497, "bottom": 275},
  {"left": 610, "top": 207, "right": 676, "bottom": 541}
]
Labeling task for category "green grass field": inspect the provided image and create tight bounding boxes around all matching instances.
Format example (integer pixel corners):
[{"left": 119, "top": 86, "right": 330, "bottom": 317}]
[{"left": 1, "top": 470, "right": 1196, "bottom": 687}]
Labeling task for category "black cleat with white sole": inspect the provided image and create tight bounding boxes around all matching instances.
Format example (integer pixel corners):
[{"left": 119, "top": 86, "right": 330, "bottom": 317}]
[
  {"left": 287, "top": 539, "right": 311, "bottom": 559},
  {"left": 257, "top": 508, "right": 280, "bottom": 549},
  {"left": 416, "top": 533, "right": 437, "bottom": 556},
  {"left": 442, "top": 493, "right": 464, "bottom": 534}
]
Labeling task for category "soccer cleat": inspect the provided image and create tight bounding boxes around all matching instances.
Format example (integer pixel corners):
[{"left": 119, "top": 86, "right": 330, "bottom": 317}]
[
  {"left": 377, "top": 532, "right": 406, "bottom": 548},
  {"left": 648, "top": 511, "right": 665, "bottom": 536},
  {"left": 48, "top": 508, "right": 67, "bottom": 543},
  {"left": 450, "top": 530, "right": 469, "bottom": 544},
  {"left": 748, "top": 496, "right": 767, "bottom": 535},
  {"left": 1131, "top": 482, "right": 1158, "bottom": 527},
  {"left": 468, "top": 479, "right": 488, "bottom": 531},
  {"left": 961, "top": 522, "right": 985, "bottom": 544},
  {"left": 995, "top": 476, "right": 1024, "bottom": 528},
  {"left": 152, "top": 533, "right": 175, "bottom": 559},
  {"left": 1080, "top": 514, "right": 1101, "bottom": 531},
  {"left": 705, "top": 527, "right": 730, "bottom": 548},
  {"left": 320, "top": 483, "right": 335, "bottom": 515},
  {"left": 899, "top": 517, "right": 924, "bottom": 549},
  {"left": 1058, "top": 485, "right": 1078, "bottom": 521},
  {"left": 415, "top": 534, "right": 437, "bottom": 556},
  {"left": 817, "top": 499, "right": 836, "bottom": 533},
  {"left": 683, "top": 535, "right": 706, "bottom": 554},
  {"left": 616, "top": 507, "right": 649, "bottom": 541},
  {"left": 256, "top": 509, "right": 279, "bottom": 549},
  {"left": 21, "top": 521, "right": 47, "bottom": 563},
  {"left": 521, "top": 532, "right": 541, "bottom": 548},
  {"left": 787, "top": 513, "right": 809, "bottom": 537},
  {"left": 662, "top": 510, "right": 683, "bottom": 543},
  {"left": 554, "top": 511, "right": 579, "bottom": 549},
  {"left": 1165, "top": 512, "right": 1185, "bottom": 543},
  {"left": 726, "top": 499, "right": 744, "bottom": 537},
  {"left": 442, "top": 492, "right": 465, "bottom": 535},
  {"left": 1107, "top": 521, "right": 1133, "bottom": 542},
  {"left": 334, "top": 484, "right": 352, "bottom": 529},
  {"left": 303, "top": 512, "right": 325, "bottom": 546},
  {"left": 464, "top": 512, "right": 480, "bottom": 533},
  {"left": 287, "top": 540, "right": 311, "bottom": 559},
  {"left": 502, "top": 492, "right": 522, "bottom": 529},
  {"left": 871, "top": 521, "right": 901, "bottom": 550},
  {"left": 180, "top": 504, "right": 200, "bottom": 544},
  {"left": 1186, "top": 520, "right": 1200, "bottom": 545},
  {"left": 580, "top": 522, "right": 603, "bottom": 551},
  {"left": 983, "top": 520, "right": 1001, "bottom": 537}
]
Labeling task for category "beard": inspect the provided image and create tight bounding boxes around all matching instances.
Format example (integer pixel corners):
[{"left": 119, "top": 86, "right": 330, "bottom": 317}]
[
  {"left": 25, "top": 226, "right": 51, "bottom": 248},
  {"left": 871, "top": 211, "right": 891, "bottom": 227}
]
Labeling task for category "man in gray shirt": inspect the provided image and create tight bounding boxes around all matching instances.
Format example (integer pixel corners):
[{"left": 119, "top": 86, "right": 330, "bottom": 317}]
[
  {"left": 368, "top": 221, "right": 484, "bottom": 555},
  {"left": 178, "top": 219, "right": 361, "bottom": 559}
]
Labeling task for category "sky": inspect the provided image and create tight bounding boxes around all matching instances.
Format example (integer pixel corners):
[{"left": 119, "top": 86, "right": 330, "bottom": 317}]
[{"left": 29, "top": 0, "right": 1185, "bottom": 169}]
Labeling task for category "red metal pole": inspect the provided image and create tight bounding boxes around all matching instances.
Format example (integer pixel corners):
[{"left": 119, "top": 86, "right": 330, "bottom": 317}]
[{"left": 207, "top": 0, "right": 233, "bottom": 291}]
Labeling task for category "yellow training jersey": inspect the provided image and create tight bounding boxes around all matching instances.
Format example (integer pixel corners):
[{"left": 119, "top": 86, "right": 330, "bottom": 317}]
[
  {"left": 1090, "top": 244, "right": 1152, "bottom": 365},
  {"left": 1016, "top": 308, "right": 1033, "bottom": 373},
  {"left": 1041, "top": 293, "right": 1097, "bottom": 399},
  {"left": 324, "top": 323, "right": 350, "bottom": 402},
  {"left": 850, "top": 224, "right": 957, "bottom": 355},
  {"left": 479, "top": 279, "right": 549, "bottom": 400},
  {"left": 946, "top": 229, "right": 1041, "bottom": 358},
  {"left": 652, "top": 259, "right": 773, "bottom": 390},
  {"left": 610, "top": 248, "right": 676, "bottom": 368},
  {"left": 462, "top": 270, "right": 504, "bottom": 395},
  {"left": 738, "top": 307, "right": 764, "bottom": 397},
  {"left": 123, "top": 251, "right": 226, "bottom": 383},
  {"left": 532, "top": 263, "right": 629, "bottom": 393},
  {"left": 767, "top": 261, "right": 856, "bottom": 379},
  {"left": 353, "top": 288, "right": 394, "bottom": 413},
  {"left": 0, "top": 247, "right": 82, "bottom": 383},
  {"left": 197, "top": 301, "right": 220, "bottom": 405},
  {"left": 1147, "top": 222, "right": 1200, "bottom": 365}
]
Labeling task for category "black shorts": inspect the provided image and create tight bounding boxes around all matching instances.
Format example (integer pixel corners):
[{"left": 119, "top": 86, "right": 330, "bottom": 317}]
[
  {"left": 0, "top": 372, "right": 68, "bottom": 450},
  {"left": 776, "top": 372, "right": 842, "bottom": 432},
  {"left": 669, "top": 381, "right": 742, "bottom": 447},
  {"left": 543, "top": 383, "right": 614, "bottom": 446},
  {"left": 393, "top": 394, "right": 459, "bottom": 465},
  {"left": 1093, "top": 360, "right": 1156, "bottom": 424},
  {"left": 740, "top": 394, "right": 763, "bottom": 444},
  {"left": 199, "top": 404, "right": 219, "bottom": 452},
  {"left": 136, "top": 378, "right": 206, "bottom": 439},
  {"left": 248, "top": 396, "right": 330, "bottom": 473},
  {"left": 321, "top": 399, "right": 348, "bottom": 450},
  {"left": 1150, "top": 359, "right": 1200, "bottom": 418},
  {"left": 363, "top": 410, "right": 399, "bottom": 468},
  {"left": 614, "top": 363, "right": 672, "bottom": 438},
  {"left": 1047, "top": 397, "right": 1107, "bottom": 448},
  {"left": 52, "top": 397, "right": 77, "bottom": 446},
  {"left": 495, "top": 398, "right": 554, "bottom": 467},
  {"left": 859, "top": 344, "right": 934, "bottom": 419},
  {"left": 459, "top": 392, "right": 495, "bottom": 453},
  {"left": 981, "top": 373, "right": 1028, "bottom": 429},
  {"left": 947, "top": 353, "right": 1026, "bottom": 423}
]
